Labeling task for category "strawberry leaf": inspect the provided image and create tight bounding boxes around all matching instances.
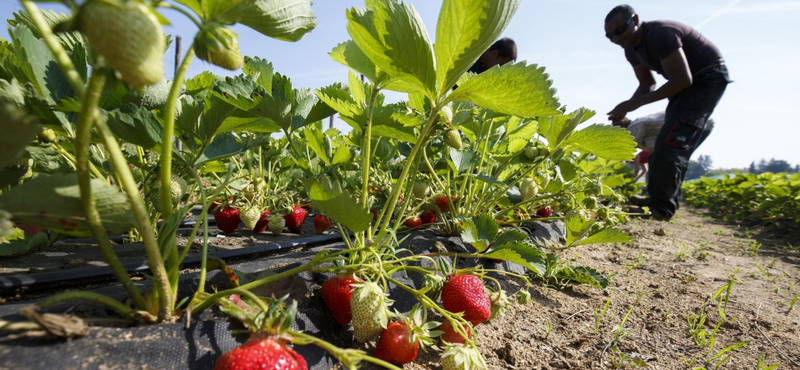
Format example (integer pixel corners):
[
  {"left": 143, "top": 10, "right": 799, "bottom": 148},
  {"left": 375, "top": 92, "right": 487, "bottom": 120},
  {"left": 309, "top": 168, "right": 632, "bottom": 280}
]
[
  {"left": 434, "top": 0, "right": 519, "bottom": 93},
  {"left": 302, "top": 178, "right": 372, "bottom": 233},
  {"left": 484, "top": 241, "right": 546, "bottom": 275},
  {"left": 0, "top": 174, "right": 135, "bottom": 236},
  {"left": 460, "top": 214, "right": 498, "bottom": 252},
  {"left": 562, "top": 124, "right": 637, "bottom": 161},
  {"left": 555, "top": 263, "right": 609, "bottom": 289}
]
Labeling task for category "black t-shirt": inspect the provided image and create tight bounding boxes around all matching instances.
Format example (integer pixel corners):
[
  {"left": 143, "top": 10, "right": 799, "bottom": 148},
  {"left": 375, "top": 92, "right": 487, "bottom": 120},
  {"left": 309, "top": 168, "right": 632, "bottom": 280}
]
[{"left": 625, "top": 20, "right": 723, "bottom": 79}]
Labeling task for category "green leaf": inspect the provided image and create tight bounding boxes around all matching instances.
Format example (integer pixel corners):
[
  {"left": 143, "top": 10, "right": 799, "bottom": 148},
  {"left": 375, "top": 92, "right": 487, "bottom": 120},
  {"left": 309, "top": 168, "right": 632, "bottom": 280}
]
[
  {"left": 329, "top": 40, "right": 381, "bottom": 84},
  {"left": 194, "top": 133, "right": 245, "bottom": 165},
  {"left": 449, "top": 149, "right": 477, "bottom": 173},
  {"left": 0, "top": 232, "right": 48, "bottom": 257},
  {"left": 304, "top": 127, "right": 331, "bottom": 166},
  {"left": 434, "top": 0, "right": 519, "bottom": 92},
  {"left": 484, "top": 241, "right": 546, "bottom": 275},
  {"left": 10, "top": 25, "right": 63, "bottom": 102},
  {"left": 105, "top": 105, "right": 163, "bottom": 150},
  {"left": 0, "top": 83, "right": 39, "bottom": 168},
  {"left": 346, "top": 1, "right": 435, "bottom": 95},
  {"left": 562, "top": 124, "right": 636, "bottom": 161},
  {"left": 555, "top": 263, "right": 609, "bottom": 289},
  {"left": 539, "top": 108, "right": 594, "bottom": 149},
  {"left": 332, "top": 145, "right": 353, "bottom": 165},
  {"left": 242, "top": 56, "right": 274, "bottom": 90},
  {"left": 464, "top": 173, "right": 505, "bottom": 187},
  {"left": 446, "top": 62, "right": 561, "bottom": 118},
  {"left": 493, "top": 229, "right": 528, "bottom": 247},
  {"left": 315, "top": 83, "right": 361, "bottom": 119},
  {"left": 460, "top": 214, "right": 498, "bottom": 252},
  {"left": 507, "top": 117, "right": 538, "bottom": 141},
  {"left": 173, "top": 0, "right": 202, "bottom": 19},
  {"left": 572, "top": 227, "right": 632, "bottom": 247},
  {"left": 559, "top": 159, "right": 577, "bottom": 182},
  {"left": 302, "top": 178, "right": 372, "bottom": 232},
  {"left": 564, "top": 216, "right": 593, "bottom": 247},
  {"left": 185, "top": 71, "right": 217, "bottom": 95},
  {"left": 218, "top": 0, "right": 317, "bottom": 42},
  {"left": 0, "top": 174, "right": 135, "bottom": 236}
]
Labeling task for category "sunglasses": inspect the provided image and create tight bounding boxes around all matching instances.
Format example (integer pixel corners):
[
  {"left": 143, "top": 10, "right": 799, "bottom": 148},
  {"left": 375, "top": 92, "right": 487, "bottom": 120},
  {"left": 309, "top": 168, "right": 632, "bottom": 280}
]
[{"left": 606, "top": 16, "right": 634, "bottom": 39}]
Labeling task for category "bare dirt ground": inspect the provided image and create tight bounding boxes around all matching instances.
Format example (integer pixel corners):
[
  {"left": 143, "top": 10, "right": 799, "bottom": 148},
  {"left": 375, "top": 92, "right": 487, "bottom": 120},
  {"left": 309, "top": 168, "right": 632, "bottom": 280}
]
[{"left": 353, "top": 208, "right": 800, "bottom": 369}]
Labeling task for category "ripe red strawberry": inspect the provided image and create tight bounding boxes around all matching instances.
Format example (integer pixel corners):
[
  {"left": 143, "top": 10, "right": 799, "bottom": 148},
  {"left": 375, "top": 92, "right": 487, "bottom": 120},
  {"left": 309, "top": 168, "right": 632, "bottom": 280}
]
[
  {"left": 253, "top": 210, "right": 271, "bottom": 233},
  {"left": 314, "top": 214, "right": 332, "bottom": 234},
  {"left": 420, "top": 209, "right": 436, "bottom": 225},
  {"left": 209, "top": 200, "right": 222, "bottom": 213},
  {"left": 404, "top": 216, "right": 422, "bottom": 228},
  {"left": 16, "top": 224, "right": 45, "bottom": 237},
  {"left": 370, "top": 209, "right": 378, "bottom": 220},
  {"left": 435, "top": 194, "right": 457, "bottom": 213},
  {"left": 536, "top": 206, "right": 552, "bottom": 218},
  {"left": 283, "top": 206, "right": 306, "bottom": 233},
  {"left": 439, "top": 320, "right": 472, "bottom": 345},
  {"left": 321, "top": 273, "right": 362, "bottom": 325},
  {"left": 373, "top": 322, "right": 420, "bottom": 365},
  {"left": 442, "top": 274, "right": 491, "bottom": 325},
  {"left": 214, "top": 332, "right": 307, "bottom": 370},
  {"left": 214, "top": 206, "right": 240, "bottom": 234}
]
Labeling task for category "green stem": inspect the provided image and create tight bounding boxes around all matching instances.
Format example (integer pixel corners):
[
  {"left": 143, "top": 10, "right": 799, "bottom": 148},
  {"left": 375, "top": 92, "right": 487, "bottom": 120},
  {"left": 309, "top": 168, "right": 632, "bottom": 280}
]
[
  {"left": 159, "top": 3, "right": 203, "bottom": 28},
  {"left": 374, "top": 114, "right": 439, "bottom": 244},
  {"left": 160, "top": 46, "right": 195, "bottom": 217},
  {"left": 362, "top": 86, "right": 378, "bottom": 239},
  {"left": 288, "top": 330, "right": 403, "bottom": 370},
  {"left": 76, "top": 67, "right": 145, "bottom": 310},
  {"left": 22, "top": 1, "right": 171, "bottom": 320},
  {"left": 192, "top": 262, "right": 315, "bottom": 314},
  {"left": 94, "top": 116, "right": 172, "bottom": 321},
  {"left": 36, "top": 291, "right": 139, "bottom": 321}
]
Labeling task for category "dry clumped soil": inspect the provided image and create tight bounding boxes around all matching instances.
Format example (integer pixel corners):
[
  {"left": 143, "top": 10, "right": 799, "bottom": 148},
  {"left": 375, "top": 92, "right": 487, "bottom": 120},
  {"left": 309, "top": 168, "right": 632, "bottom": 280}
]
[{"left": 347, "top": 208, "right": 800, "bottom": 370}]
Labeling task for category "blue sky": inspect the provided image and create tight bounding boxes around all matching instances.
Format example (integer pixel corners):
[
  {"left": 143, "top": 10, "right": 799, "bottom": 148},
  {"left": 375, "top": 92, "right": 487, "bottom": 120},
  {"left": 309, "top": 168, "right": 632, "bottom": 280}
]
[{"left": 2, "top": 0, "right": 799, "bottom": 169}]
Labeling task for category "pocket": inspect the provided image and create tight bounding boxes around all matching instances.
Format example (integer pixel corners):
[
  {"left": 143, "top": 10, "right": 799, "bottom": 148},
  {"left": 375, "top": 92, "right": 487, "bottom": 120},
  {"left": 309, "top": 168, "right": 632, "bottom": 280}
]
[{"left": 663, "top": 119, "right": 703, "bottom": 150}]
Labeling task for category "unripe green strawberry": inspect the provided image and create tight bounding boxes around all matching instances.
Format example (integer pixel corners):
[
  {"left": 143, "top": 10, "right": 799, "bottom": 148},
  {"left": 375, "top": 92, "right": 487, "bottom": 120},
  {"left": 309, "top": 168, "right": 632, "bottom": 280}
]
[
  {"left": 443, "top": 128, "right": 462, "bottom": 150},
  {"left": 78, "top": 0, "right": 166, "bottom": 87},
  {"left": 516, "top": 289, "right": 532, "bottom": 304},
  {"left": 523, "top": 146, "right": 539, "bottom": 160},
  {"left": 540, "top": 172, "right": 551, "bottom": 189},
  {"left": 439, "top": 106, "right": 453, "bottom": 125},
  {"left": 268, "top": 214, "right": 285, "bottom": 235},
  {"left": 520, "top": 178, "right": 538, "bottom": 201},
  {"left": 350, "top": 281, "right": 389, "bottom": 343},
  {"left": 149, "top": 175, "right": 186, "bottom": 212},
  {"left": 583, "top": 197, "right": 597, "bottom": 210},
  {"left": 537, "top": 146, "right": 550, "bottom": 157},
  {"left": 240, "top": 207, "right": 261, "bottom": 230},
  {"left": 442, "top": 344, "right": 482, "bottom": 370},
  {"left": 194, "top": 23, "right": 243, "bottom": 70},
  {"left": 38, "top": 128, "right": 57, "bottom": 143},
  {"left": 597, "top": 207, "right": 610, "bottom": 220},
  {"left": 412, "top": 181, "right": 430, "bottom": 199}
]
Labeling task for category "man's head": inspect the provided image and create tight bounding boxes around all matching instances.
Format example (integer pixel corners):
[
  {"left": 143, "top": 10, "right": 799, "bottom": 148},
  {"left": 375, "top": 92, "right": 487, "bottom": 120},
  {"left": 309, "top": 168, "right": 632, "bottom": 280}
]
[
  {"left": 480, "top": 38, "right": 516, "bottom": 70},
  {"left": 611, "top": 117, "right": 633, "bottom": 129},
  {"left": 604, "top": 5, "right": 641, "bottom": 49}
]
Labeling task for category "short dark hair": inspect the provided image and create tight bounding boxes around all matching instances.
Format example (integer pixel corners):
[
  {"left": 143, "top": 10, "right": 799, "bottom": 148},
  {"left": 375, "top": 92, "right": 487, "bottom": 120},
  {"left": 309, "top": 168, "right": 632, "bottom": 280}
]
[
  {"left": 489, "top": 38, "right": 517, "bottom": 61},
  {"left": 605, "top": 5, "right": 636, "bottom": 23}
]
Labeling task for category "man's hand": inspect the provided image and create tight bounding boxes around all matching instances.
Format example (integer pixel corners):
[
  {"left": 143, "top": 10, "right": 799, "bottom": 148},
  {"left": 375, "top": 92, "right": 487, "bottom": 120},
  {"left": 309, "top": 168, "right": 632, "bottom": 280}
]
[{"left": 608, "top": 100, "right": 640, "bottom": 121}]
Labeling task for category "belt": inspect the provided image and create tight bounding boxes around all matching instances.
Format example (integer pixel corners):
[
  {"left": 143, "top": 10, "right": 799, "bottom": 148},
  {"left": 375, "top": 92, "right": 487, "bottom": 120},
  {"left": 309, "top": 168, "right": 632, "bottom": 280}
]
[{"left": 693, "top": 59, "right": 726, "bottom": 76}]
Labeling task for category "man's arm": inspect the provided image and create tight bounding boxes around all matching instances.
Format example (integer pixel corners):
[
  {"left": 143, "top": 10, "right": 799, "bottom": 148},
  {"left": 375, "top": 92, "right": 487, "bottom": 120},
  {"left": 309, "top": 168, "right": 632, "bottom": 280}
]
[
  {"left": 630, "top": 65, "right": 656, "bottom": 100},
  {"left": 609, "top": 48, "right": 692, "bottom": 120},
  {"left": 630, "top": 47, "right": 692, "bottom": 107}
]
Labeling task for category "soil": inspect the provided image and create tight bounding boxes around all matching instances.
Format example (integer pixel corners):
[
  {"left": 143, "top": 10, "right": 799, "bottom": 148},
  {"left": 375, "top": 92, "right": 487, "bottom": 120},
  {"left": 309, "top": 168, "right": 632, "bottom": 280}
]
[
  {"left": 2, "top": 208, "right": 798, "bottom": 369},
  {"left": 341, "top": 208, "right": 800, "bottom": 369}
]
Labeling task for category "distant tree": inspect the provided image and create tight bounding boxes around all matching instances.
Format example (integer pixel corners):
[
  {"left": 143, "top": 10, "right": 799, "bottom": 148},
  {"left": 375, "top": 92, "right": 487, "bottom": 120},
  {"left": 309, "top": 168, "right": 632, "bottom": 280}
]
[
  {"left": 748, "top": 161, "right": 757, "bottom": 174},
  {"left": 762, "top": 158, "right": 793, "bottom": 173},
  {"left": 795, "top": 165, "right": 800, "bottom": 173},
  {"left": 686, "top": 155, "right": 713, "bottom": 179}
]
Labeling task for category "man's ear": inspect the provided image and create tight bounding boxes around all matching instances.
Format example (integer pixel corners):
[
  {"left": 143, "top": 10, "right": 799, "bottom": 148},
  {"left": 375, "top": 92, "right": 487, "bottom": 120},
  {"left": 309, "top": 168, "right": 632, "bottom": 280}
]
[{"left": 633, "top": 13, "right": 640, "bottom": 26}]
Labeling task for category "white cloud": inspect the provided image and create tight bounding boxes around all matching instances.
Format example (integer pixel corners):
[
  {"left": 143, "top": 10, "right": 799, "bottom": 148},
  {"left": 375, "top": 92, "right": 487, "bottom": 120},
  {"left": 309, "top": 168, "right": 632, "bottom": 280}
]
[{"left": 696, "top": 0, "right": 745, "bottom": 29}]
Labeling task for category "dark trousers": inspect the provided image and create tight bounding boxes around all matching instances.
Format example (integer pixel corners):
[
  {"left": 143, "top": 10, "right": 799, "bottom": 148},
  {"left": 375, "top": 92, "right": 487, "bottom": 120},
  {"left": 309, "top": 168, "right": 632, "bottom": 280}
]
[{"left": 647, "top": 65, "right": 730, "bottom": 217}]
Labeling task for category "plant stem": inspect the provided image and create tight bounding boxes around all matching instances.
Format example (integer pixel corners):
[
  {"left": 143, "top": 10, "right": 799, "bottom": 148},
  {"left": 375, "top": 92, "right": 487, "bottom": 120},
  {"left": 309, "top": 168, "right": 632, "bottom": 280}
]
[
  {"left": 19, "top": 0, "right": 172, "bottom": 321},
  {"left": 160, "top": 46, "right": 195, "bottom": 216},
  {"left": 288, "top": 330, "right": 404, "bottom": 370},
  {"left": 362, "top": 85, "right": 378, "bottom": 239},
  {"left": 36, "top": 291, "right": 139, "bottom": 321},
  {"left": 158, "top": 2, "right": 203, "bottom": 28},
  {"left": 374, "top": 113, "right": 439, "bottom": 244},
  {"left": 192, "top": 262, "right": 315, "bottom": 314},
  {"left": 94, "top": 116, "right": 172, "bottom": 321},
  {"left": 75, "top": 67, "right": 145, "bottom": 310}
]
